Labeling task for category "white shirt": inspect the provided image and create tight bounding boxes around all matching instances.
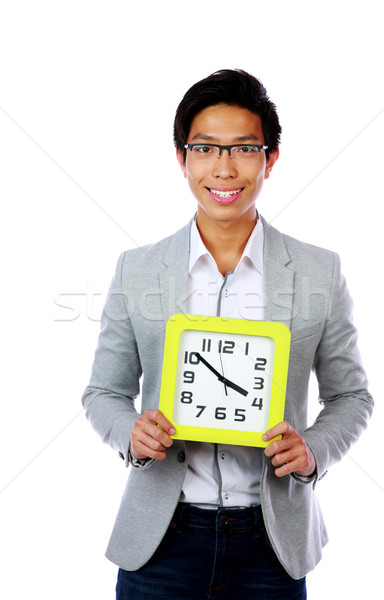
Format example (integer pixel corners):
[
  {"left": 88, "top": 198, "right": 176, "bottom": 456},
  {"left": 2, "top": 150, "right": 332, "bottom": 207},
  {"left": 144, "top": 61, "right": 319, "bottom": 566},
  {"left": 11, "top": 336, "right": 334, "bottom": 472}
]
[{"left": 180, "top": 218, "right": 265, "bottom": 508}]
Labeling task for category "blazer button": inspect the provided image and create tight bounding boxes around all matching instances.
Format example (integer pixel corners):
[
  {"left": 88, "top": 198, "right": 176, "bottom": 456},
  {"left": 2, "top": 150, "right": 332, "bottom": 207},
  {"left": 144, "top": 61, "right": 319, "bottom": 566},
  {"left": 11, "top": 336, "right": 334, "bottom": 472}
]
[{"left": 178, "top": 451, "right": 186, "bottom": 463}]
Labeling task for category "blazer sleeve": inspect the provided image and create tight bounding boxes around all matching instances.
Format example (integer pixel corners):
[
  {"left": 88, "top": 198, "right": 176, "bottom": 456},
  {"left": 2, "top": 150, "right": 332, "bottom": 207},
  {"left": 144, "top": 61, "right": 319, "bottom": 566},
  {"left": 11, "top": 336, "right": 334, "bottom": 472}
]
[
  {"left": 302, "top": 253, "right": 374, "bottom": 482},
  {"left": 81, "top": 252, "right": 143, "bottom": 466}
]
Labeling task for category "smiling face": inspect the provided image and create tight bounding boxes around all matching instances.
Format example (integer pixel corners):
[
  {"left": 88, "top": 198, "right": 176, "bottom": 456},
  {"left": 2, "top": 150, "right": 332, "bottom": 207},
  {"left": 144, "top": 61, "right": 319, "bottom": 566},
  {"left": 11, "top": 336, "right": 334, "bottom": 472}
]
[{"left": 177, "top": 104, "right": 279, "bottom": 232}]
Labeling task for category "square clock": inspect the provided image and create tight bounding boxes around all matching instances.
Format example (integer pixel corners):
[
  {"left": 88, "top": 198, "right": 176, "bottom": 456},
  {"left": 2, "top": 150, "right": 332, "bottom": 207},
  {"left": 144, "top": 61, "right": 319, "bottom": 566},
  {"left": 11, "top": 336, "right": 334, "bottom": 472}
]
[{"left": 158, "top": 314, "right": 291, "bottom": 448}]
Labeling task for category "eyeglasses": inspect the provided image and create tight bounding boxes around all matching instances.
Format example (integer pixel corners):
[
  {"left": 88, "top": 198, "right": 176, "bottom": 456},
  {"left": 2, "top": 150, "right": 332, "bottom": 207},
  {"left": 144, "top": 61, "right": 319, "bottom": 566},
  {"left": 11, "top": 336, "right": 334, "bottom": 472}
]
[{"left": 184, "top": 143, "right": 268, "bottom": 161}]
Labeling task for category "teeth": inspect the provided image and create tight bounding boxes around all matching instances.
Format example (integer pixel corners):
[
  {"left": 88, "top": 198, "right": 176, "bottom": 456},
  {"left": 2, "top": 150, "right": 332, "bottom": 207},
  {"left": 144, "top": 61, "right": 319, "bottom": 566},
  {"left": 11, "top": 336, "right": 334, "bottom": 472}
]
[{"left": 209, "top": 188, "right": 242, "bottom": 198}]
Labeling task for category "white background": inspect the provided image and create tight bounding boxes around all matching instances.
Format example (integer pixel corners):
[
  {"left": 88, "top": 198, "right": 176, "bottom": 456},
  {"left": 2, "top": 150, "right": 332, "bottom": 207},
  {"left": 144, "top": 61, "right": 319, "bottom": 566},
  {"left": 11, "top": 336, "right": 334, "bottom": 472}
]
[{"left": 0, "top": 1, "right": 383, "bottom": 598}]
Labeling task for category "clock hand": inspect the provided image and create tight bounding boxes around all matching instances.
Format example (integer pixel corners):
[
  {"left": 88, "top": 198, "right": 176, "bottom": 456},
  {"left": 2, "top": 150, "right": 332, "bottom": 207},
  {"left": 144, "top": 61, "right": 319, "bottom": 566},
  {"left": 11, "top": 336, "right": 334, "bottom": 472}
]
[
  {"left": 221, "top": 378, "right": 249, "bottom": 397},
  {"left": 195, "top": 353, "right": 248, "bottom": 397},
  {"left": 218, "top": 352, "right": 228, "bottom": 396},
  {"left": 194, "top": 353, "right": 221, "bottom": 377}
]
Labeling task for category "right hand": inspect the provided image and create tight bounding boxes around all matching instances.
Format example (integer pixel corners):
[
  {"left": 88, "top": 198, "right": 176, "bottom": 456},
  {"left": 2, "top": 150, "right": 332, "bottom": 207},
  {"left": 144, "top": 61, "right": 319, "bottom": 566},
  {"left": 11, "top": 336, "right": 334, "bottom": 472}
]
[{"left": 130, "top": 409, "right": 176, "bottom": 461}]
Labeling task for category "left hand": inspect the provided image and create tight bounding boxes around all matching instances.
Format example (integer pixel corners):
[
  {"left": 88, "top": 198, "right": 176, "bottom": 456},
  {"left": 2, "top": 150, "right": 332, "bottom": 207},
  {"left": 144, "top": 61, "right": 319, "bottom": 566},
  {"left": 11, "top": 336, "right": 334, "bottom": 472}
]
[{"left": 263, "top": 421, "right": 316, "bottom": 478}]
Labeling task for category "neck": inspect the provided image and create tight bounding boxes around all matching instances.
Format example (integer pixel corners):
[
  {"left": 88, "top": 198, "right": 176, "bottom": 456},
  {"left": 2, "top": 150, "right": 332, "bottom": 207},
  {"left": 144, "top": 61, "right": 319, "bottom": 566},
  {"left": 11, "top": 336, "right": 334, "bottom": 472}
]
[{"left": 196, "top": 213, "right": 257, "bottom": 276}]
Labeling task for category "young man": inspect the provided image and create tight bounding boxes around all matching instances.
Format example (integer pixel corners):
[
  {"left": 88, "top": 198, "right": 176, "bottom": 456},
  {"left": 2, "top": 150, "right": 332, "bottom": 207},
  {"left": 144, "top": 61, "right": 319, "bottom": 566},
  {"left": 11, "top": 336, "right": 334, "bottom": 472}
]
[{"left": 82, "top": 69, "right": 373, "bottom": 599}]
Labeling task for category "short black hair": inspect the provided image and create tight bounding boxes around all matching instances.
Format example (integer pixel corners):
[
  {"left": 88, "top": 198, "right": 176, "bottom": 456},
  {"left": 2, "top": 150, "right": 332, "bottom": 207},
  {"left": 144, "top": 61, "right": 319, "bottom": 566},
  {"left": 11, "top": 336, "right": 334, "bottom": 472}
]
[{"left": 173, "top": 69, "right": 281, "bottom": 162}]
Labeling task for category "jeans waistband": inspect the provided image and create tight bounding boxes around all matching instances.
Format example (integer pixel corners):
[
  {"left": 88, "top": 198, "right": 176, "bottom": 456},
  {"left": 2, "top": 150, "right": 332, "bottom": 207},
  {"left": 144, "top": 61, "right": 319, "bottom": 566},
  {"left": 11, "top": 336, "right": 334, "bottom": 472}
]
[{"left": 172, "top": 503, "right": 264, "bottom": 532}]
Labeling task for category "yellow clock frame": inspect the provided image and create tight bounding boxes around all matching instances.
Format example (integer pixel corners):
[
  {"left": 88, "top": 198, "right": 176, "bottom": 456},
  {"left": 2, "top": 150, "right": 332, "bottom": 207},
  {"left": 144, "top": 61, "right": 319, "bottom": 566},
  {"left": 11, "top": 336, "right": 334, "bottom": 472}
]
[{"left": 159, "top": 314, "right": 291, "bottom": 447}]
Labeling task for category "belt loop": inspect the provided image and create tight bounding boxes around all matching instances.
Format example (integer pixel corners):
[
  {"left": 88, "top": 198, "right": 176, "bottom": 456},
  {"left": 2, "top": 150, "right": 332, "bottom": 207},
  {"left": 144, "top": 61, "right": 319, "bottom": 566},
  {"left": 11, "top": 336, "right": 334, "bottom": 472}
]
[
  {"left": 177, "top": 502, "right": 187, "bottom": 527},
  {"left": 252, "top": 504, "right": 263, "bottom": 528}
]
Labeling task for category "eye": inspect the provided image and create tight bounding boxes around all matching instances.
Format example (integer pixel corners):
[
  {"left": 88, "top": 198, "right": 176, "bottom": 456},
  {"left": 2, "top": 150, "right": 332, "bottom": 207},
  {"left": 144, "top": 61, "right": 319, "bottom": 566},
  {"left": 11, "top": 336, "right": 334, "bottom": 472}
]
[
  {"left": 236, "top": 145, "right": 258, "bottom": 154},
  {"left": 192, "top": 145, "right": 215, "bottom": 154}
]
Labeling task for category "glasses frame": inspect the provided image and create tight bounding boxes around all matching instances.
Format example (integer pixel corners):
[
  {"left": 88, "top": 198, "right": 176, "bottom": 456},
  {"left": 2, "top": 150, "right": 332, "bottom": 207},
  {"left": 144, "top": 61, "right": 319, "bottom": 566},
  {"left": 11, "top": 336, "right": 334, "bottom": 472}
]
[{"left": 184, "top": 143, "right": 268, "bottom": 158}]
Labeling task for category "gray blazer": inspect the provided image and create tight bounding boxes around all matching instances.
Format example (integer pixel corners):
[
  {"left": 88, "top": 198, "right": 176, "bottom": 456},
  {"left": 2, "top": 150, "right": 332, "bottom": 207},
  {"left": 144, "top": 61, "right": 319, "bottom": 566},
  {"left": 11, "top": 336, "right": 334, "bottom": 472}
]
[{"left": 82, "top": 216, "right": 373, "bottom": 580}]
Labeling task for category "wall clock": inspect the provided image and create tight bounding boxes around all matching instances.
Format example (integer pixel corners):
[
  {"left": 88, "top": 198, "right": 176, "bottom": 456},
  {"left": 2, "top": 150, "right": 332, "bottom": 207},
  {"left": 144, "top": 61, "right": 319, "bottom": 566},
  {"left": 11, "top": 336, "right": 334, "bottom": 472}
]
[{"left": 158, "top": 314, "right": 291, "bottom": 447}]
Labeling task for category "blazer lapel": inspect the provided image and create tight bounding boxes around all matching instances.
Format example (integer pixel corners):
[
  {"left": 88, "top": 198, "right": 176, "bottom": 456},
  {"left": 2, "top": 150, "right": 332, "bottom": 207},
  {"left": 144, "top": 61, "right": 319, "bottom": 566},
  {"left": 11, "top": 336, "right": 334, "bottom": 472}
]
[
  {"left": 158, "top": 220, "right": 192, "bottom": 322},
  {"left": 262, "top": 217, "right": 294, "bottom": 329}
]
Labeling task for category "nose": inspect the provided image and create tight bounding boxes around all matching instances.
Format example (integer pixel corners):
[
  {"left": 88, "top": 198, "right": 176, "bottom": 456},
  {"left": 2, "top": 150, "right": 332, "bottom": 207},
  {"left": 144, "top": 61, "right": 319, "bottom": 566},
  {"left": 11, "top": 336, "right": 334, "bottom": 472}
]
[{"left": 212, "top": 148, "right": 238, "bottom": 178}]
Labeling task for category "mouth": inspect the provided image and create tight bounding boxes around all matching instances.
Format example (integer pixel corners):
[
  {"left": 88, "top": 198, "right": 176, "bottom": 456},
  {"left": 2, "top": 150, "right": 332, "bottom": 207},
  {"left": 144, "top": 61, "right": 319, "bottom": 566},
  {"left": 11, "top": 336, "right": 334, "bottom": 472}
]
[{"left": 206, "top": 187, "right": 244, "bottom": 203}]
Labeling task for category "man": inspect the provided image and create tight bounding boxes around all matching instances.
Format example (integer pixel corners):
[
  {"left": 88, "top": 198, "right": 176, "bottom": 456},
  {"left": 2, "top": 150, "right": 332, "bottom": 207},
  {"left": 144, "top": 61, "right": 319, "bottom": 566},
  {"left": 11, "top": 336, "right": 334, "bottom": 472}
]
[{"left": 82, "top": 69, "right": 373, "bottom": 599}]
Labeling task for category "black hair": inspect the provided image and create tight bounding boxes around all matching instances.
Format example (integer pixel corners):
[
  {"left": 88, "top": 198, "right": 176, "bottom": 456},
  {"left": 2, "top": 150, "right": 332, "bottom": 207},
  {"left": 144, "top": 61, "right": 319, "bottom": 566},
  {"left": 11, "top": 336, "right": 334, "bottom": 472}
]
[{"left": 173, "top": 69, "right": 281, "bottom": 162}]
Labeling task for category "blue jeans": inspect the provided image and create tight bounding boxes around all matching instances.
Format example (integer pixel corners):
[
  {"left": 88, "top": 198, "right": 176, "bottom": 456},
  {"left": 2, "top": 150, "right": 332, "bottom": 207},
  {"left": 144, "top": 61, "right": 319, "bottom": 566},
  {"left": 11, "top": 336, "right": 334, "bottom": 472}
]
[
  {"left": 116, "top": 503, "right": 306, "bottom": 599},
  {"left": 116, "top": 503, "right": 307, "bottom": 600}
]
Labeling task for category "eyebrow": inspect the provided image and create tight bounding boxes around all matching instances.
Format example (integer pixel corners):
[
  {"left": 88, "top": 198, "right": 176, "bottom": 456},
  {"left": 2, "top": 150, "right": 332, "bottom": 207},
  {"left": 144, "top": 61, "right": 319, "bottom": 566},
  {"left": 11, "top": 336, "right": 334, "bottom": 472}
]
[{"left": 189, "top": 134, "right": 263, "bottom": 143}]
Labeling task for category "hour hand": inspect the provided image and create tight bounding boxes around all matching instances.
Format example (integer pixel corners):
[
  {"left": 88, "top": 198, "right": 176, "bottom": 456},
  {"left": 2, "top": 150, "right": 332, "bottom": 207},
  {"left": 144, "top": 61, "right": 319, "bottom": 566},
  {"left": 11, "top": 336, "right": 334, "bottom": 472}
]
[
  {"left": 195, "top": 353, "right": 248, "bottom": 397},
  {"left": 220, "top": 377, "right": 249, "bottom": 397}
]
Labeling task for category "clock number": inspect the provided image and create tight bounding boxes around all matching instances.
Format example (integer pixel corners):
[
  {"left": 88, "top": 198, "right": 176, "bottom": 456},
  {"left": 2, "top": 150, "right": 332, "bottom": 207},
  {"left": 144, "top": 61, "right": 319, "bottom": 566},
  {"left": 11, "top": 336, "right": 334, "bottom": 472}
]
[
  {"left": 217, "top": 340, "right": 235, "bottom": 354},
  {"left": 254, "top": 357, "right": 267, "bottom": 371},
  {"left": 215, "top": 407, "right": 227, "bottom": 420},
  {"left": 183, "top": 370, "right": 195, "bottom": 384},
  {"left": 195, "top": 405, "right": 206, "bottom": 418},
  {"left": 201, "top": 338, "right": 211, "bottom": 352},
  {"left": 253, "top": 376, "right": 264, "bottom": 390},
  {"left": 184, "top": 351, "right": 200, "bottom": 365},
  {"left": 180, "top": 391, "right": 193, "bottom": 404},
  {"left": 234, "top": 408, "right": 246, "bottom": 422},
  {"left": 252, "top": 397, "right": 264, "bottom": 410}
]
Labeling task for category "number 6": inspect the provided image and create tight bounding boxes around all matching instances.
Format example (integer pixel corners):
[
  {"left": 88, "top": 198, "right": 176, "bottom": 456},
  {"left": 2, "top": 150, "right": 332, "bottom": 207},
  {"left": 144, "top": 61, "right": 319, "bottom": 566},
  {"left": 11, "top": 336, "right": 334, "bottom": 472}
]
[{"left": 215, "top": 407, "right": 226, "bottom": 420}]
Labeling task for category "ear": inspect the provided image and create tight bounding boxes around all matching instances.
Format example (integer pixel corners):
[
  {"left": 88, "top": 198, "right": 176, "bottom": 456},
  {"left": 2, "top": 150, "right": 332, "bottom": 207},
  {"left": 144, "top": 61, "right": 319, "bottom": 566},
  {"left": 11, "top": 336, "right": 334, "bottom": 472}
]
[
  {"left": 264, "top": 148, "right": 279, "bottom": 180},
  {"left": 176, "top": 149, "right": 187, "bottom": 178}
]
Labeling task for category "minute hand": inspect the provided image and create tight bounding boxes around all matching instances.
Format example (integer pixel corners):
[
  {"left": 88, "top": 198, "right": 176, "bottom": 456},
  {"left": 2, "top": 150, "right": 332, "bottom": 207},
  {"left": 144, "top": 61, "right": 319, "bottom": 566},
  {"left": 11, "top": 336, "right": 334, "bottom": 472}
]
[{"left": 195, "top": 353, "right": 248, "bottom": 397}]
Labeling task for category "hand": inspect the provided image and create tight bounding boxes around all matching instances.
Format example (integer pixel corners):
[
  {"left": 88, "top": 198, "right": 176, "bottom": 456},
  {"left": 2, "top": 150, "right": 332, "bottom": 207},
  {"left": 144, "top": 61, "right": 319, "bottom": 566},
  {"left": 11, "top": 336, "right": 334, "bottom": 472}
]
[
  {"left": 195, "top": 353, "right": 248, "bottom": 397},
  {"left": 130, "top": 409, "right": 176, "bottom": 461},
  {"left": 263, "top": 421, "right": 316, "bottom": 478}
]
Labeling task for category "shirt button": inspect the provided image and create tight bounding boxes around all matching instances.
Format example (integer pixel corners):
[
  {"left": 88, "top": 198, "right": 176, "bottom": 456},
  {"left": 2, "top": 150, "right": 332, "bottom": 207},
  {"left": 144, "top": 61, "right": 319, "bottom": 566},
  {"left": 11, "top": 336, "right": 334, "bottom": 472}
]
[
  {"left": 220, "top": 452, "right": 225, "bottom": 460},
  {"left": 177, "top": 451, "right": 186, "bottom": 463}
]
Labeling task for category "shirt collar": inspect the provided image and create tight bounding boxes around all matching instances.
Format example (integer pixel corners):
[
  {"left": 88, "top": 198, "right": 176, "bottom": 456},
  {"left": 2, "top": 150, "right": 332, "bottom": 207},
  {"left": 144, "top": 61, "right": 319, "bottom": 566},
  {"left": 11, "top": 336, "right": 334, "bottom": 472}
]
[
  {"left": 189, "top": 215, "right": 264, "bottom": 275},
  {"left": 241, "top": 217, "right": 264, "bottom": 274}
]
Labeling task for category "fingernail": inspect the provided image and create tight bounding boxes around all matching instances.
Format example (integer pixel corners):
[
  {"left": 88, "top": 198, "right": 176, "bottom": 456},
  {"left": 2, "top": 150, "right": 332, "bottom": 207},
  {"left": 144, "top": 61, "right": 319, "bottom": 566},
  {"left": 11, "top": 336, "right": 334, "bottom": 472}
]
[
  {"left": 170, "top": 428, "right": 176, "bottom": 435},
  {"left": 262, "top": 434, "right": 268, "bottom": 441}
]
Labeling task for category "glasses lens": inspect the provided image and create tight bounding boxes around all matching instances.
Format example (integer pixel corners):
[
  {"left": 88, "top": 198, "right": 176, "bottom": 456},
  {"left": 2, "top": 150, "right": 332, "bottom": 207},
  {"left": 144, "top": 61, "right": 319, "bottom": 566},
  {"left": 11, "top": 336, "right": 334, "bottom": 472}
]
[
  {"left": 190, "top": 144, "right": 219, "bottom": 158},
  {"left": 231, "top": 145, "right": 260, "bottom": 159}
]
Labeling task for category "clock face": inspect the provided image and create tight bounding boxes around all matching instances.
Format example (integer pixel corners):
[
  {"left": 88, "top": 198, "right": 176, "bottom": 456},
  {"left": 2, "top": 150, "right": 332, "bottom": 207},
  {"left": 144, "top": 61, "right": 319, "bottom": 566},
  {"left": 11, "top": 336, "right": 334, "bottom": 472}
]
[
  {"left": 159, "top": 314, "right": 291, "bottom": 447},
  {"left": 174, "top": 329, "right": 275, "bottom": 433}
]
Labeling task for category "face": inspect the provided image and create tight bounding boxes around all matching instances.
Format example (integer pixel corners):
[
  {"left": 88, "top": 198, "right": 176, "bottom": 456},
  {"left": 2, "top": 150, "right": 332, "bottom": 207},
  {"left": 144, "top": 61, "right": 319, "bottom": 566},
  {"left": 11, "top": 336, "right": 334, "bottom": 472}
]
[{"left": 177, "top": 104, "right": 279, "bottom": 229}]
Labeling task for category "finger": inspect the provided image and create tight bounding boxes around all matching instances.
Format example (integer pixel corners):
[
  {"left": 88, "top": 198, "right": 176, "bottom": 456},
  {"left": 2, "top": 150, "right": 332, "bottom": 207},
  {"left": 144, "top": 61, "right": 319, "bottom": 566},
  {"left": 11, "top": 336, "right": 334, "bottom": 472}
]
[
  {"left": 273, "top": 461, "right": 301, "bottom": 477},
  {"left": 133, "top": 419, "right": 174, "bottom": 450},
  {"left": 131, "top": 436, "right": 168, "bottom": 461},
  {"left": 262, "top": 421, "right": 292, "bottom": 442},
  {"left": 270, "top": 446, "right": 316, "bottom": 477},
  {"left": 134, "top": 412, "right": 175, "bottom": 446},
  {"left": 132, "top": 429, "right": 169, "bottom": 455},
  {"left": 131, "top": 426, "right": 173, "bottom": 461},
  {"left": 273, "top": 451, "right": 314, "bottom": 477},
  {"left": 264, "top": 434, "right": 298, "bottom": 458},
  {"left": 264, "top": 438, "right": 286, "bottom": 457},
  {"left": 143, "top": 409, "right": 176, "bottom": 436},
  {"left": 270, "top": 447, "right": 301, "bottom": 467}
]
